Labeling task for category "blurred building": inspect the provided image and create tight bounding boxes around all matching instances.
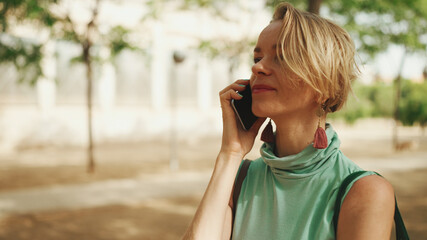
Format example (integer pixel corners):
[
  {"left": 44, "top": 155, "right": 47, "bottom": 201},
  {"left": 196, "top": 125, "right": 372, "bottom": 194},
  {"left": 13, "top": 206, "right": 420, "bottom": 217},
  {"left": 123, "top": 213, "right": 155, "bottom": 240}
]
[
  {"left": 0, "top": 0, "right": 425, "bottom": 153},
  {"left": 0, "top": 0, "right": 269, "bottom": 153}
]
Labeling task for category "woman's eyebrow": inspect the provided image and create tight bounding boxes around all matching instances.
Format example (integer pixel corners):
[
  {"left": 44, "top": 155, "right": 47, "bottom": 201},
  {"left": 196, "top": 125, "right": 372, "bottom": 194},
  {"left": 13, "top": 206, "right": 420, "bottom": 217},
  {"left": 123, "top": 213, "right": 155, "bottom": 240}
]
[{"left": 253, "top": 44, "right": 277, "bottom": 53}]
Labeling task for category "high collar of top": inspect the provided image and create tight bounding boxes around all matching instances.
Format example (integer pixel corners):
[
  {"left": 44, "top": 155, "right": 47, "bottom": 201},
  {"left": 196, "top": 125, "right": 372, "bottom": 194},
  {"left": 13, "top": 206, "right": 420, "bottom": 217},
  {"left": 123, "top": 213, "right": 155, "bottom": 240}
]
[{"left": 260, "top": 123, "right": 340, "bottom": 179}]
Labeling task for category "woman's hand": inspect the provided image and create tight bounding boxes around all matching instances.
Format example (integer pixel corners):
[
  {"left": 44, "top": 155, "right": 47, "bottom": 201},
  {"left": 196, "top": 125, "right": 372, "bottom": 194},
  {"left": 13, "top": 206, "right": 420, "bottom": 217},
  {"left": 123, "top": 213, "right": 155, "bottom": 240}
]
[
  {"left": 219, "top": 78, "right": 266, "bottom": 159},
  {"left": 182, "top": 78, "right": 265, "bottom": 240}
]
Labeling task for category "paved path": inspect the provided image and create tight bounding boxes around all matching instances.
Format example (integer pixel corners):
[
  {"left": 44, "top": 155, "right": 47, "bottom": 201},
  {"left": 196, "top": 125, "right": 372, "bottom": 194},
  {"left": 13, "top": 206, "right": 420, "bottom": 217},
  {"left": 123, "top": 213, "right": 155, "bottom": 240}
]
[
  {"left": 0, "top": 171, "right": 210, "bottom": 219},
  {"left": 353, "top": 151, "right": 427, "bottom": 172},
  {"left": 0, "top": 150, "right": 425, "bottom": 219}
]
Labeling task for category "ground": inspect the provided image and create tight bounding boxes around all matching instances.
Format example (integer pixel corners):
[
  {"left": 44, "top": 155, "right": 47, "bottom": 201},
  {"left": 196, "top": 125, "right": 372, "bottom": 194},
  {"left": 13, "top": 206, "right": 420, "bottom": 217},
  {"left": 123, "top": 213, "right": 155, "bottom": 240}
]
[{"left": 0, "top": 119, "right": 426, "bottom": 240}]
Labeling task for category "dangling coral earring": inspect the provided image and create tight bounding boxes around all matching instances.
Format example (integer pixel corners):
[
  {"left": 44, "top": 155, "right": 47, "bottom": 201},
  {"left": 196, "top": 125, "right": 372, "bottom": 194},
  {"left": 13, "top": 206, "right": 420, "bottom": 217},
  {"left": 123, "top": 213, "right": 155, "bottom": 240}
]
[
  {"left": 313, "top": 105, "right": 328, "bottom": 149},
  {"left": 261, "top": 119, "right": 275, "bottom": 143}
]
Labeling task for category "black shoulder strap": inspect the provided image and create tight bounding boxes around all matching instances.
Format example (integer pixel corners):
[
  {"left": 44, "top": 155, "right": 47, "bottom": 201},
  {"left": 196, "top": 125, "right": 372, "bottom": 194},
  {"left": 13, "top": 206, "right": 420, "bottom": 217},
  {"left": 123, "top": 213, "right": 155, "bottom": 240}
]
[
  {"left": 333, "top": 171, "right": 410, "bottom": 240},
  {"left": 230, "top": 159, "right": 251, "bottom": 238},
  {"left": 333, "top": 171, "right": 366, "bottom": 228}
]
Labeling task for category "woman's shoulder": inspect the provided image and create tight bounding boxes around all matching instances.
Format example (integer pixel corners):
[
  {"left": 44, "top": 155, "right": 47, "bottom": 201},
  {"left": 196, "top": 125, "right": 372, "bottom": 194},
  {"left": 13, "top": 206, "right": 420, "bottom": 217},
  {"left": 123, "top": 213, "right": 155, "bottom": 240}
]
[
  {"left": 347, "top": 174, "right": 395, "bottom": 205},
  {"left": 245, "top": 157, "right": 267, "bottom": 170},
  {"left": 337, "top": 174, "right": 395, "bottom": 238},
  {"left": 239, "top": 158, "right": 267, "bottom": 178}
]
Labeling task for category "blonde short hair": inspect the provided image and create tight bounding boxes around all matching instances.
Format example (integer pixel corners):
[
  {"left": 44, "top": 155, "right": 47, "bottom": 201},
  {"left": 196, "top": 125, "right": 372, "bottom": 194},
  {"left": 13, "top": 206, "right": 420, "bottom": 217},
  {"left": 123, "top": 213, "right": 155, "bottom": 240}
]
[{"left": 272, "top": 2, "right": 359, "bottom": 112}]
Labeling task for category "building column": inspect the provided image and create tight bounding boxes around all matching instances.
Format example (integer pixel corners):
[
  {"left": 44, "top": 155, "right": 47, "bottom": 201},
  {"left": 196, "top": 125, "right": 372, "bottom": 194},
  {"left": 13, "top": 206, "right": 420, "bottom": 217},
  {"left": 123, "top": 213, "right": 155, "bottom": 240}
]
[
  {"left": 36, "top": 40, "right": 56, "bottom": 118},
  {"left": 150, "top": 21, "right": 170, "bottom": 111},
  {"left": 197, "top": 56, "right": 212, "bottom": 111},
  {"left": 98, "top": 47, "right": 116, "bottom": 112}
]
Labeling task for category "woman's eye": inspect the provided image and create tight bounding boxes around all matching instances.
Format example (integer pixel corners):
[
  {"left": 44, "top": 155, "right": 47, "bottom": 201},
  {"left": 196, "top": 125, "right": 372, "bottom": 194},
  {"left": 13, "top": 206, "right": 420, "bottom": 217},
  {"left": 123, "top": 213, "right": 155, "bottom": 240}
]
[{"left": 254, "top": 58, "right": 261, "bottom": 63}]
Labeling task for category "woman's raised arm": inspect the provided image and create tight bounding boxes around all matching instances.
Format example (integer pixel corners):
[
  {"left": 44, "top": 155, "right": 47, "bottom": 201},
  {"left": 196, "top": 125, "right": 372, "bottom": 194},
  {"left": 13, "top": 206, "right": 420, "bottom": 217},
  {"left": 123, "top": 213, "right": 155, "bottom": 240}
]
[{"left": 182, "top": 79, "right": 265, "bottom": 240}]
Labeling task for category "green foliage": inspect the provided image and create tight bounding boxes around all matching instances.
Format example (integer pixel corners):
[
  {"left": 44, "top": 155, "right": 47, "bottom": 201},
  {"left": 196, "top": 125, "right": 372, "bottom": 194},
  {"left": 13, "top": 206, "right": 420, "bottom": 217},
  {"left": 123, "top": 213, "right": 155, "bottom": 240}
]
[
  {"left": 328, "top": 0, "right": 427, "bottom": 56},
  {"left": 106, "top": 26, "right": 139, "bottom": 58},
  {"left": 265, "top": 0, "right": 307, "bottom": 12},
  {"left": 20, "top": 0, "right": 58, "bottom": 27},
  {"left": 0, "top": 0, "right": 25, "bottom": 32},
  {"left": 1, "top": 0, "right": 141, "bottom": 85},
  {"left": 144, "top": 0, "right": 176, "bottom": 19},
  {"left": 0, "top": 0, "right": 58, "bottom": 85},
  {"left": 197, "top": 37, "right": 256, "bottom": 61},
  {"left": 0, "top": 35, "right": 42, "bottom": 85},
  {"left": 198, "top": 40, "right": 221, "bottom": 59},
  {"left": 0, "top": 0, "right": 58, "bottom": 31},
  {"left": 329, "top": 82, "right": 375, "bottom": 124},
  {"left": 330, "top": 80, "right": 427, "bottom": 126},
  {"left": 399, "top": 80, "right": 427, "bottom": 127},
  {"left": 183, "top": 0, "right": 216, "bottom": 8},
  {"left": 264, "top": 0, "right": 427, "bottom": 58},
  {"left": 365, "top": 82, "right": 394, "bottom": 117},
  {"left": 329, "top": 96, "right": 374, "bottom": 124}
]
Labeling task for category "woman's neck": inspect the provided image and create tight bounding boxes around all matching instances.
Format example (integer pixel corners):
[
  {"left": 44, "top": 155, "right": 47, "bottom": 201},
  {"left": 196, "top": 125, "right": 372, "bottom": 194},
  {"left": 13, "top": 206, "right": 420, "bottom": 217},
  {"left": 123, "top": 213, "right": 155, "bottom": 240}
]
[{"left": 272, "top": 112, "right": 326, "bottom": 157}]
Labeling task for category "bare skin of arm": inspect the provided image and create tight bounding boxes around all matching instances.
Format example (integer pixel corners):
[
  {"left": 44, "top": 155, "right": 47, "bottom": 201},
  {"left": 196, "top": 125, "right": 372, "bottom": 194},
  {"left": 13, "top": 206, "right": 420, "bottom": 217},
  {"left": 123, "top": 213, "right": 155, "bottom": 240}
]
[
  {"left": 182, "top": 79, "right": 265, "bottom": 240},
  {"left": 337, "top": 175, "right": 395, "bottom": 240}
]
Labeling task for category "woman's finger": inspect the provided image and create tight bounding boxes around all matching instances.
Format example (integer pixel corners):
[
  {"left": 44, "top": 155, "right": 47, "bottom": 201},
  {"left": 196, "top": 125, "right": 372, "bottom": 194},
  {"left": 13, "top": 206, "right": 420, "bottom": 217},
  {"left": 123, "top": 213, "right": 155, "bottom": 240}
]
[
  {"left": 220, "top": 88, "right": 243, "bottom": 100},
  {"left": 218, "top": 79, "right": 250, "bottom": 95},
  {"left": 220, "top": 89, "right": 243, "bottom": 111}
]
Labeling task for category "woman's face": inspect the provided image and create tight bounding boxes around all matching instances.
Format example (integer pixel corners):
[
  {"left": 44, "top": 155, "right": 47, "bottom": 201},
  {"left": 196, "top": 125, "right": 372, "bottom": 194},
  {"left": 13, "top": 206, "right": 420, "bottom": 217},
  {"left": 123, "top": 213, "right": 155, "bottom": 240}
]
[{"left": 250, "top": 20, "right": 317, "bottom": 120}]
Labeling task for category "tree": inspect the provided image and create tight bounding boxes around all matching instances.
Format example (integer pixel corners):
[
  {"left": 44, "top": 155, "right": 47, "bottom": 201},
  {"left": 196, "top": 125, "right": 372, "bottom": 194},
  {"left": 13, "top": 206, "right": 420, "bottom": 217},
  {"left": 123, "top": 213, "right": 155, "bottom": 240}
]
[
  {"left": 366, "top": 83, "right": 394, "bottom": 118},
  {"left": 0, "top": 0, "right": 58, "bottom": 85},
  {"left": 307, "top": 0, "right": 323, "bottom": 14},
  {"left": 63, "top": 0, "right": 100, "bottom": 173},
  {"left": 1, "top": 0, "right": 138, "bottom": 172},
  {"left": 325, "top": 0, "right": 427, "bottom": 149},
  {"left": 0, "top": 35, "right": 42, "bottom": 85},
  {"left": 399, "top": 80, "right": 427, "bottom": 133}
]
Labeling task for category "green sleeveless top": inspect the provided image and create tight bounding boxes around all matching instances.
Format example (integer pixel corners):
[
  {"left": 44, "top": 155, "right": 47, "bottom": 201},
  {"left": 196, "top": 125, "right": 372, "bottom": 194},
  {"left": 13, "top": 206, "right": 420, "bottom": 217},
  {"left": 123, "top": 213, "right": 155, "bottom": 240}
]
[{"left": 232, "top": 124, "right": 374, "bottom": 240}]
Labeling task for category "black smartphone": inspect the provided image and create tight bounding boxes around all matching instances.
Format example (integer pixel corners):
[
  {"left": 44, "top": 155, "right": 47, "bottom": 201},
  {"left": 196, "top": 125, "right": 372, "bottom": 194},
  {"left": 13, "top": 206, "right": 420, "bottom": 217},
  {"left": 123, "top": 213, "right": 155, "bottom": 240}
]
[{"left": 231, "top": 84, "right": 258, "bottom": 130}]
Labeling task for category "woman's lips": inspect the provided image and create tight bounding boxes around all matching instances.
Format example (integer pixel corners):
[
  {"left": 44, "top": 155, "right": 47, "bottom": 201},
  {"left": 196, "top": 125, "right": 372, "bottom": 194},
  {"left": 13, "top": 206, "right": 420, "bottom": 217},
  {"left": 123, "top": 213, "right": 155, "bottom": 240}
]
[{"left": 252, "top": 85, "right": 276, "bottom": 94}]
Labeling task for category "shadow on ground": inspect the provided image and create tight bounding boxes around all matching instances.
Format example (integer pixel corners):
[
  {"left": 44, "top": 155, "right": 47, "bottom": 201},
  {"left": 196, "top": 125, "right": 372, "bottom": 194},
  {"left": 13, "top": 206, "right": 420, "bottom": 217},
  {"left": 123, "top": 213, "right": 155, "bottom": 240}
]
[
  {"left": 0, "top": 195, "right": 200, "bottom": 240},
  {"left": 0, "top": 120, "right": 426, "bottom": 240}
]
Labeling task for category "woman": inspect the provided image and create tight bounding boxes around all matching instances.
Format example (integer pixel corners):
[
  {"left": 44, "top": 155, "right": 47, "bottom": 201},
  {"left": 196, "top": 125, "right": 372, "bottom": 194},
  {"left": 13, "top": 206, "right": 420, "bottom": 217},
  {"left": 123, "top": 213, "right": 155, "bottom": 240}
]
[{"left": 183, "top": 3, "right": 395, "bottom": 240}]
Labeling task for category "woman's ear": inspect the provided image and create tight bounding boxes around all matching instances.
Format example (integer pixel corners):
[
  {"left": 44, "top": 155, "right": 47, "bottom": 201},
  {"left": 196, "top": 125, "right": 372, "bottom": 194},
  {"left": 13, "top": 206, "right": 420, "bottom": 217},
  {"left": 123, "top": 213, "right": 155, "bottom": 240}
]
[
  {"left": 314, "top": 92, "right": 326, "bottom": 105},
  {"left": 324, "top": 98, "right": 339, "bottom": 113}
]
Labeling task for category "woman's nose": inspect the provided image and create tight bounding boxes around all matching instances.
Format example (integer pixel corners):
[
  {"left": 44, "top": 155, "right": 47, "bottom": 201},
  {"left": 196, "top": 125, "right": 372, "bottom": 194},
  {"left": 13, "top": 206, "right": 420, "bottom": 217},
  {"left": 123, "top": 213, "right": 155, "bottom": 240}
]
[{"left": 252, "top": 60, "right": 271, "bottom": 76}]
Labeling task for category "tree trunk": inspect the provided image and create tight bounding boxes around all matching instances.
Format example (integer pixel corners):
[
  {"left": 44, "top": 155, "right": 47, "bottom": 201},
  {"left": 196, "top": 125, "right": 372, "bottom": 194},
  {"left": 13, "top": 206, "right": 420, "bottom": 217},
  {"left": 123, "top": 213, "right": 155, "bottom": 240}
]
[
  {"left": 84, "top": 0, "right": 100, "bottom": 173},
  {"left": 84, "top": 43, "right": 95, "bottom": 173},
  {"left": 392, "top": 48, "right": 407, "bottom": 151},
  {"left": 307, "top": 0, "right": 323, "bottom": 14}
]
